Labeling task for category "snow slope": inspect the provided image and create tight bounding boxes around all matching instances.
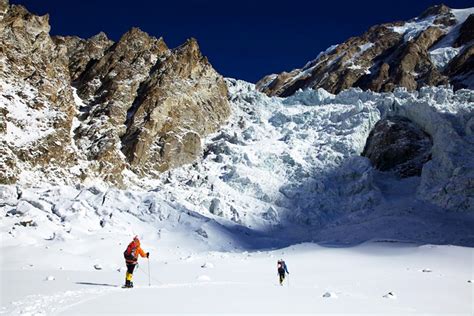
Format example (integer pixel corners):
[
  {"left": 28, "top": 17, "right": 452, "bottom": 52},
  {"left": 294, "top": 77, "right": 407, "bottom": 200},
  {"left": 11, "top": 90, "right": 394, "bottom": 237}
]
[
  {"left": 429, "top": 8, "right": 474, "bottom": 69},
  {"left": 1, "top": 242, "right": 472, "bottom": 315}
]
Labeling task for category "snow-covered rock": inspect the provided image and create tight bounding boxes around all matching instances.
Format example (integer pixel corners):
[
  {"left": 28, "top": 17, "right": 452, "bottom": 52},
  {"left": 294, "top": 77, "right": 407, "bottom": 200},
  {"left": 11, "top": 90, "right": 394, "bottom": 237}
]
[
  {"left": 322, "top": 291, "right": 338, "bottom": 298},
  {"left": 201, "top": 262, "right": 214, "bottom": 269},
  {"left": 383, "top": 292, "right": 397, "bottom": 299},
  {"left": 0, "top": 185, "right": 19, "bottom": 206},
  {"left": 257, "top": 5, "right": 474, "bottom": 96},
  {"left": 93, "top": 264, "right": 103, "bottom": 270},
  {"left": 0, "top": 1, "right": 229, "bottom": 186}
]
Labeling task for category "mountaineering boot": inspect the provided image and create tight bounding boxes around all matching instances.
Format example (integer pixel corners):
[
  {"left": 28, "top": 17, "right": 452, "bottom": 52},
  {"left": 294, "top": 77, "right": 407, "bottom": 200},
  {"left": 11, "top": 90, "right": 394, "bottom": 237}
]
[{"left": 123, "top": 272, "right": 133, "bottom": 288}]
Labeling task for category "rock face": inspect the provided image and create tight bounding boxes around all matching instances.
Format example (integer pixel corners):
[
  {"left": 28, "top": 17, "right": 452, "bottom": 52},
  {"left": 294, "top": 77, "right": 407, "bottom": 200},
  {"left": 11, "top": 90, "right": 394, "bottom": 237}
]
[
  {"left": 120, "top": 38, "right": 229, "bottom": 175},
  {"left": 0, "top": 2, "right": 78, "bottom": 184},
  {"left": 453, "top": 14, "right": 474, "bottom": 47},
  {"left": 445, "top": 39, "right": 474, "bottom": 91},
  {"left": 0, "top": 1, "right": 230, "bottom": 186},
  {"left": 443, "top": 13, "right": 474, "bottom": 90},
  {"left": 53, "top": 32, "right": 113, "bottom": 82},
  {"left": 362, "top": 116, "right": 432, "bottom": 178},
  {"left": 257, "top": 5, "right": 474, "bottom": 96}
]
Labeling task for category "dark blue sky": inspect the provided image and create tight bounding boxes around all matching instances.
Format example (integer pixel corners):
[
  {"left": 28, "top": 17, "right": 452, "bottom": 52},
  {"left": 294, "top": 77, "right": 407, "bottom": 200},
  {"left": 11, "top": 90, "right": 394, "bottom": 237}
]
[{"left": 11, "top": 0, "right": 474, "bottom": 82}]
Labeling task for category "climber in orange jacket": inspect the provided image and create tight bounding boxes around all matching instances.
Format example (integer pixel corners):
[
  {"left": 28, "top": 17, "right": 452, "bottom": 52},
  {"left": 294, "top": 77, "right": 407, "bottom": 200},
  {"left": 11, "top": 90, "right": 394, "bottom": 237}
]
[{"left": 123, "top": 235, "right": 149, "bottom": 288}]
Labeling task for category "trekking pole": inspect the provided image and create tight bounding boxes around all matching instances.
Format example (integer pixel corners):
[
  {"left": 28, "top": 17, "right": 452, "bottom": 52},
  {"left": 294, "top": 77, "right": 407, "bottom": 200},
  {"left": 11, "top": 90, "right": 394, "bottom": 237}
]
[{"left": 148, "top": 258, "right": 151, "bottom": 287}]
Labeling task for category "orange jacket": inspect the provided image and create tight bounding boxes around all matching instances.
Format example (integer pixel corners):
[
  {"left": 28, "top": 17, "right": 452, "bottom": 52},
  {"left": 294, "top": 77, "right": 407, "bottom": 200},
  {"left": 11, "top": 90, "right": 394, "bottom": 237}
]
[{"left": 124, "top": 240, "right": 147, "bottom": 263}]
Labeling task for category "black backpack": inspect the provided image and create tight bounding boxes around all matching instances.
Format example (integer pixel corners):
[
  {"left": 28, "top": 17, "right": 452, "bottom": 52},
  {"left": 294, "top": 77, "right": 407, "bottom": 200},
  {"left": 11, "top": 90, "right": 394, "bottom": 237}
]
[
  {"left": 124, "top": 242, "right": 137, "bottom": 261},
  {"left": 277, "top": 260, "right": 285, "bottom": 273}
]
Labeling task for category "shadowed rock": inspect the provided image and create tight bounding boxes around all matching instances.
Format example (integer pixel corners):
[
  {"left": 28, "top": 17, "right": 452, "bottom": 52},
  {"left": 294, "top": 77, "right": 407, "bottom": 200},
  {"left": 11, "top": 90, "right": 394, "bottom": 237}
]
[
  {"left": 53, "top": 32, "right": 114, "bottom": 82},
  {"left": 362, "top": 116, "right": 432, "bottom": 178},
  {"left": 445, "top": 45, "right": 474, "bottom": 90},
  {"left": 453, "top": 14, "right": 474, "bottom": 47}
]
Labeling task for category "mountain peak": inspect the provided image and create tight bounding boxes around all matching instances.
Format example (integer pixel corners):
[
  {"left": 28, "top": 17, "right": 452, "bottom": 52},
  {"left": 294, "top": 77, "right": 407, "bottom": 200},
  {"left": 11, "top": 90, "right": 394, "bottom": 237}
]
[
  {"left": 89, "top": 31, "right": 110, "bottom": 42},
  {"left": 3, "top": 3, "right": 51, "bottom": 36},
  {"left": 0, "top": 0, "right": 9, "bottom": 18},
  {"left": 175, "top": 37, "right": 200, "bottom": 54},
  {"left": 120, "top": 26, "right": 154, "bottom": 43},
  {"left": 0, "top": 0, "right": 229, "bottom": 186},
  {"left": 419, "top": 4, "right": 451, "bottom": 19},
  {"left": 257, "top": 4, "right": 474, "bottom": 96}
]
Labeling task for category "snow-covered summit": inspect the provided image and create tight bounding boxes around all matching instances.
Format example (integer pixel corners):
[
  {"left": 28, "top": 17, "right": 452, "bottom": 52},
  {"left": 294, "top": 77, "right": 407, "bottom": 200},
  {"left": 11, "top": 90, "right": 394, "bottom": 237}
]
[{"left": 258, "top": 5, "right": 474, "bottom": 96}]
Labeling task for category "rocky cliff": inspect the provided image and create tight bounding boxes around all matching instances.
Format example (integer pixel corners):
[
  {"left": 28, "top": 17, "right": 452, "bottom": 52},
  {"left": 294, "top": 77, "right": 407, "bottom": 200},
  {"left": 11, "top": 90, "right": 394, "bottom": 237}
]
[
  {"left": 0, "top": 0, "right": 230, "bottom": 186},
  {"left": 0, "top": 2, "right": 78, "bottom": 184},
  {"left": 362, "top": 116, "right": 432, "bottom": 178},
  {"left": 257, "top": 5, "right": 474, "bottom": 96}
]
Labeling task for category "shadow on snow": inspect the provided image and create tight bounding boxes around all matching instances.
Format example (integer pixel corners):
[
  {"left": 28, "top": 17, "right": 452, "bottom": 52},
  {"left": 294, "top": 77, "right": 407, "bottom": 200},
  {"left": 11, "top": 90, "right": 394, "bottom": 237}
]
[
  {"left": 204, "top": 157, "right": 474, "bottom": 250},
  {"left": 75, "top": 282, "right": 119, "bottom": 287}
]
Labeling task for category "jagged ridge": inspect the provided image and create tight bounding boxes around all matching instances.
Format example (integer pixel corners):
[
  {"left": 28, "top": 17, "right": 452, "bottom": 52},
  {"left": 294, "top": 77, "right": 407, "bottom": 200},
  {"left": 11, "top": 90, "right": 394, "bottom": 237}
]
[
  {"left": 0, "top": 0, "right": 230, "bottom": 186},
  {"left": 257, "top": 4, "right": 474, "bottom": 96}
]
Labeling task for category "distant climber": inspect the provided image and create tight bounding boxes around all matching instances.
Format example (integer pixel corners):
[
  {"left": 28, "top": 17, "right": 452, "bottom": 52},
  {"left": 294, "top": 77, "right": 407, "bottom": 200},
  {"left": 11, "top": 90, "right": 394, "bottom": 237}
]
[
  {"left": 277, "top": 259, "right": 289, "bottom": 285},
  {"left": 123, "top": 235, "right": 149, "bottom": 288}
]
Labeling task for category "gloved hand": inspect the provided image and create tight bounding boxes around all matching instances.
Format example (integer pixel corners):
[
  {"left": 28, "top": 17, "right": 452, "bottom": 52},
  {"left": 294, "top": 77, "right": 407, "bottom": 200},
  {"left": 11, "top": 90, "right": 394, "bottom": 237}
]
[{"left": 146, "top": 252, "right": 150, "bottom": 258}]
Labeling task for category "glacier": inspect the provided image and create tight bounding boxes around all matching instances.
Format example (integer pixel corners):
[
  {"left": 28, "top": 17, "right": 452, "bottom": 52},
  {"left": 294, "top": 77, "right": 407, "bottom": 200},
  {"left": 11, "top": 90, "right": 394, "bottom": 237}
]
[{"left": 2, "top": 79, "right": 473, "bottom": 250}]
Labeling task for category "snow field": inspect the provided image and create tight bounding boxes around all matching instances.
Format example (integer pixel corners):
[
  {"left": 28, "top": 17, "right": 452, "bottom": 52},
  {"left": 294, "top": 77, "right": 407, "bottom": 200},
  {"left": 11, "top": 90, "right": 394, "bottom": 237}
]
[{"left": 1, "top": 242, "right": 472, "bottom": 315}]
